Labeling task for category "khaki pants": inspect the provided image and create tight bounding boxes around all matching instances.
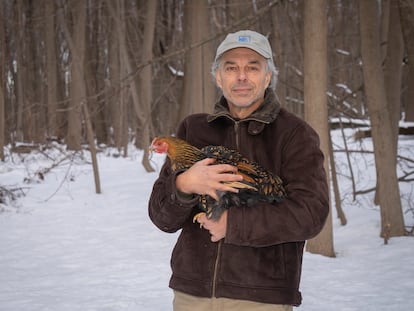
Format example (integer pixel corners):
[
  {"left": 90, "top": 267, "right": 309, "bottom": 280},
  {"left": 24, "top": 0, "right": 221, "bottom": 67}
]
[{"left": 173, "top": 291, "right": 293, "bottom": 311}]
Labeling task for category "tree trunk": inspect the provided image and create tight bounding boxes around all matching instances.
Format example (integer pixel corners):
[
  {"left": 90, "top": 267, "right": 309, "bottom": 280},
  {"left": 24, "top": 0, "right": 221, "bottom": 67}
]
[
  {"left": 0, "top": 2, "right": 5, "bottom": 160},
  {"left": 271, "top": 4, "right": 287, "bottom": 107},
  {"left": 398, "top": 0, "right": 414, "bottom": 121},
  {"left": 82, "top": 103, "right": 101, "bottom": 194},
  {"left": 179, "top": 0, "right": 215, "bottom": 119},
  {"left": 138, "top": 1, "right": 157, "bottom": 172},
  {"left": 373, "top": 0, "right": 402, "bottom": 205},
  {"left": 0, "top": 76, "right": 4, "bottom": 162},
  {"left": 61, "top": 2, "right": 87, "bottom": 151},
  {"left": 107, "top": 0, "right": 142, "bottom": 157},
  {"left": 85, "top": 3, "right": 108, "bottom": 146},
  {"left": 15, "top": 0, "right": 25, "bottom": 142},
  {"left": 329, "top": 132, "right": 347, "bottom": 226},
  {"left": 359, "top": 0, "right": 405, "bottom": 239},
  {"left": 27, "top": 2, "right": 45, "bottom": 144},
  {"left": 384, "top": 0, "right": 403, "bottom": 160},
  {"left": 45, "top": 1, "right": 58, "bottom": 139},
  {"left": 106, "top": 2, "right": 124, "bottom": 151},
  {"left": 303, "top": 0, "right": 335, "bottom": 257}
]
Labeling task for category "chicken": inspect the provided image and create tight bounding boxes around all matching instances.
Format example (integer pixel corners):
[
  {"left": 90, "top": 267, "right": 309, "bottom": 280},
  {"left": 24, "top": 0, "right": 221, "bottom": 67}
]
[{"left": 150, "top": 136, "right": 287, "bottom": 222}]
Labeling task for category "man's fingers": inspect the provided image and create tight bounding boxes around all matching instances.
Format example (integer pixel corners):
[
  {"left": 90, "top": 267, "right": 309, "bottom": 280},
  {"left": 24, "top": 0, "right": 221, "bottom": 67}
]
[
  {"left": 180, "top": 158, "right": 243, "bottom": 197},
  {"left": 212, "top": 163, "right": 239, "bottom": 174},
  {"left": 197, "top": 210, "right": 227, "bottom": 243}
]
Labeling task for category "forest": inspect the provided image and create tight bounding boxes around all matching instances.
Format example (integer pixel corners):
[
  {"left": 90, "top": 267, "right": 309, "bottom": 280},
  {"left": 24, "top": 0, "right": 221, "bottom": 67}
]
[{"left": 0, "top": 0, "right": 413, "bottom": 256}]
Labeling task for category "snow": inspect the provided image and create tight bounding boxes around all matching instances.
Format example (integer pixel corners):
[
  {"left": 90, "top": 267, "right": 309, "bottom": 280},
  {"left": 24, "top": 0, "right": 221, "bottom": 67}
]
[
  {"left": 335, "top": 49, "right": 351, "bottom": 56},
  {"left": 1, "top": 130, "right": 413, "bottom": 311},
  {"left": 335, "top": 83, "right": 353, "bottom": 94}
]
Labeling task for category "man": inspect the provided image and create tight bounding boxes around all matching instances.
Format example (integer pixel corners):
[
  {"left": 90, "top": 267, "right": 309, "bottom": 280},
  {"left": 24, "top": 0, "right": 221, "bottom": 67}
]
[{"left": 149, "top": 30, "right": 329, "bottom": 310}]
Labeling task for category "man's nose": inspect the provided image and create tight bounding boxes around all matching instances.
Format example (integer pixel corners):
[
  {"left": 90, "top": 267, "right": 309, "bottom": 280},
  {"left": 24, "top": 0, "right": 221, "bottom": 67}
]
[{"left": 237, "top": 68, "right": 247, "bottom": 81}]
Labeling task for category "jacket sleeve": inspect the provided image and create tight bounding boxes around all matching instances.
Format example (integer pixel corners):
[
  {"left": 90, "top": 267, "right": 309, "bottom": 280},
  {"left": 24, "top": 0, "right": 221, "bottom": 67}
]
[
  {"left": 148, "top": 160, "right": 201, "bottom": 233},
  {"left": 148, "top": 121, "right": 201, "bottom": 233},
  {"left": 225, "top": 121, "right": 330, "bottom": 247},
  {"left": 148, "top": 161, "right": 199, "bottom": 233}
]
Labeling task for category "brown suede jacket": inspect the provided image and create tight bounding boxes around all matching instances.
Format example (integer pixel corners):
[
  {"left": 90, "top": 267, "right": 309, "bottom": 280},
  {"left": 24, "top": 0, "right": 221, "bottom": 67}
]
[{"left": 148, "top": 90, "right": 329, "bottom": 306}]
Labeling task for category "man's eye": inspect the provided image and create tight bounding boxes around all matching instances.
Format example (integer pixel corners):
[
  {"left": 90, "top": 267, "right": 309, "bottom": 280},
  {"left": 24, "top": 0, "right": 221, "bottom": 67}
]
[
  {"left": 247, "top": 66, "right": 259, "bottom": 71},
  {"left": 225, "top": 66, "right": 237, "bottom": 72}
]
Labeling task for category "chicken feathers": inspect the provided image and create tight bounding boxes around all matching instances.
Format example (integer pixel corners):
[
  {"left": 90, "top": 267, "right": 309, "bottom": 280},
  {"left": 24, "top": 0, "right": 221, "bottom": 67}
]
[{"left": 150, "top": 136, "right": 287, "bottom": 221}]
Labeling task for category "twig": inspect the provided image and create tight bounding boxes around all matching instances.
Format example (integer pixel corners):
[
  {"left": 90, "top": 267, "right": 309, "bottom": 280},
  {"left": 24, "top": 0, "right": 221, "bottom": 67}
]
[{"left": 43, "top": 156, "right": 76, "bottom": 202}]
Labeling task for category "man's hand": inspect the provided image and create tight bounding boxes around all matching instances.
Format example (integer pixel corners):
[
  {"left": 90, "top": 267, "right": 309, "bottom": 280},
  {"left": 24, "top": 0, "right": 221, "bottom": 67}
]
[
  {"left": 176, "top": 158, "right": 243, "bottom": 201},
  {"left": 196, "top": 210, "right": 228, "bottom": 242}
]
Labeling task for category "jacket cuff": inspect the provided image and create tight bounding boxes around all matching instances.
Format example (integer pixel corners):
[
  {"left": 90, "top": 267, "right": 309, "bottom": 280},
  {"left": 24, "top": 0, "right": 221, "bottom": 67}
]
[{"left": 170, "top": 170, "right": 200, "bottom": 208}]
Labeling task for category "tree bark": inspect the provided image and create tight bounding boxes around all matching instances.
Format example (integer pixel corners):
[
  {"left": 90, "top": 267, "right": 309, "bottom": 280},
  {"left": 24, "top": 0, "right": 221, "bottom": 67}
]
[
  {"left": 303, "top": 0, "right": 335, "bottom": 257},
  {"left": 106, "top": 2, "right": 125, "bottom": 151},
  {"left": 359, "top": 0, "right": 405, "bottom": 239},
  {"left": 384, "top": 0, "right": 403, "bottom": 158},
  {"left": 179, "top": 0, "right": 215, "bottom": 119},
  {"left": 329, "top": 132, "right": 347, "bottom": 226},
  {"left": 45, "top": 1, "right": 58, "bottom": 139},
  {"left": 271, "top": 4, "right": 287, "bottom": 107},
  {"left": 15, "top": 0, "right": 25, "bottom": 142},
  {"left": 27, "top": 2, "right": 45, "bottom": 143},
  {"left": 138, "top": 1, "right": 157, "bottom": 172},
  {"left": 85, "top": 3, "right": 108, "bottom": 146},
  {"left": 0, "top": 2, "right": 5, "bottom": 161},
  {"left": 398, "top": 0, "right": 414, "bottom": 121},
  {"left": 61, "top": 1, "right": 87, "bottom": 151},
  {"left": 82, "top": 103, "right": 101, "bottom": 194}
]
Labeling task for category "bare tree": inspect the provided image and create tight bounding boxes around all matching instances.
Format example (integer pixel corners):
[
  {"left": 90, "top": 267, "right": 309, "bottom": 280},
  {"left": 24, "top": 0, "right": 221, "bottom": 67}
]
[
  {"left": 107, "top": 0, "right": 135, "bottom": 155},
  {"left": 329, "top": 133, "right": 347, "bottom": 226},
  {"left": 327, "top": 1, "right": 364, "bottom": 119},
  {"left": 85, "top": 1, "right": 108, "bottom": 146},
  {"left": 14, "top": 0, "right": 25, "bottom": 142},
  {"left": 27, "top": 2, "right": 46, "bottom": 143},
  {"left": 137, "top": 1, "right": 157, "bottom": 172},
  {"left": 303, "top": 0, "right": 335, "bottom": 257},
  {"left": 0, "top": 1, "right": 5, "bottom": 161},
  {"left": 0, "top": 76, "right": 4, "bottom": 162},
  {"left": 399, "top": 0, "right": 414, "bottom": 121},
  {"left": 179, "top": 0, "right": 215, "bottom": 119},
  {"left": 106, "top": 1, "right": 126, "bottom": 151},
  {"left": 280, "top": 1, "right": 305, "bottom": 116},
  {"left": 384, "top": 0, "right": 404, "bottom": 160},
  {"left": 45, "top": 1, "right": 59, "bottom": 139},
  {"left": 270, "top": 4, "right": 287, "bottom": 107},
  {"left": 60, "top": 1, "right": 87, "bottom": 151},
  {"left": 359, "top": 0, "right": 405, "bottom": 239}
]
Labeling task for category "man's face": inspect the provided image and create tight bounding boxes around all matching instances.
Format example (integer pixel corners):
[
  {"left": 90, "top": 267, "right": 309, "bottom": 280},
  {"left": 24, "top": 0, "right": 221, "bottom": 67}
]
[{"left": 215, "top": 48, "right": 272, "bottom": 119}]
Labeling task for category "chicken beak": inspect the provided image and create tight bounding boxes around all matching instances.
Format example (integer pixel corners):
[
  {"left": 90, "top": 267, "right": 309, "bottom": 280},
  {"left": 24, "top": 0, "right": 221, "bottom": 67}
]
[{"left": 149, "top": 138, "right": 157, "bottom": 153}]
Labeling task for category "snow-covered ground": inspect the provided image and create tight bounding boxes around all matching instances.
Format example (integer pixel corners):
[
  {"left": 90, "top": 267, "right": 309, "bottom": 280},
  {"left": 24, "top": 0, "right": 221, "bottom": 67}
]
[{"left": 1, "top": 128, "right": 413, "bottom": 311}]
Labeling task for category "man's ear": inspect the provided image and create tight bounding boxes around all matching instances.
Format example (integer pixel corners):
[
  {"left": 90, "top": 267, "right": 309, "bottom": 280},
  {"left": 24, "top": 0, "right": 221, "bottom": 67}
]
[
  {"left": 265, "top": 71, "right": 272, "bottom": 88},
  {"left": 215, "top": 71, "right": 223, "bottom": 89}
]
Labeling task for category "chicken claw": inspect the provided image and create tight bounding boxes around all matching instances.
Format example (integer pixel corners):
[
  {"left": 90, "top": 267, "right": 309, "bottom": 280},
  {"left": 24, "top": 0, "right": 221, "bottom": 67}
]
[{"left": 193, "top": 212, "right": 207, "bottom": 226}]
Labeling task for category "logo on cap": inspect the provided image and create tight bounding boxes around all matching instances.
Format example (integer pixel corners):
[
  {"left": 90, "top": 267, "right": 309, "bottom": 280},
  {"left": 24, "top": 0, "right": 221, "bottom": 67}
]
[{"left": 238, "top": 35, "right": 251, "bottom": 43}]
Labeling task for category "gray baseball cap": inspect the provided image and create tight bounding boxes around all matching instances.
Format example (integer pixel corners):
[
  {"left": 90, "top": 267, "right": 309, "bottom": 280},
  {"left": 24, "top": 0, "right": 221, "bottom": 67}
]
[{"left": 214, "top": 30, "right": 273, "bottom": 62}]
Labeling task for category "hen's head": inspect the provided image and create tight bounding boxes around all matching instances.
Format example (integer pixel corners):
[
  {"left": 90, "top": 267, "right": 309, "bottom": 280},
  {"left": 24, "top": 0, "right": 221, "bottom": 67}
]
[{"left": 150, "top": 137, "right": 170, "bottom": 154}]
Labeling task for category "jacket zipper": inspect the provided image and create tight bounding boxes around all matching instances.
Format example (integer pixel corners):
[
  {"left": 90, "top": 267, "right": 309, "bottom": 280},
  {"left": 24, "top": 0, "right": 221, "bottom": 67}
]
[
  {"left": 212, "top": 120, "right": 240, "bottom": 297},
  {"left": 234, "top": 121, "right": 240, "bottom": 149},
  {"left": 212, "top": 240, "right": 222, "bottom": 297}
]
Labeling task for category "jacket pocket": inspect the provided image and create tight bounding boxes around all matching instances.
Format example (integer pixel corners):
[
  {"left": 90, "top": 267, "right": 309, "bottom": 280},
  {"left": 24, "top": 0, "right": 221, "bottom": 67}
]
[
  {"left": 171, "top": 227, "right": 217, "bottom": 282},
  {"left": 218, "top": 243, "right": 286, "bottom": 288}
]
